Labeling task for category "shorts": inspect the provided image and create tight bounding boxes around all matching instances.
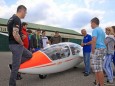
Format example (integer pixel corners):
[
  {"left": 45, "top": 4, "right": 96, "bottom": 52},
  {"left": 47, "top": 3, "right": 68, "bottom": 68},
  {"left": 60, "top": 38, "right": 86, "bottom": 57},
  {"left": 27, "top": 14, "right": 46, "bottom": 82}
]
[{"left": 91, "top": 48, "right": 106, "bottom": 72}]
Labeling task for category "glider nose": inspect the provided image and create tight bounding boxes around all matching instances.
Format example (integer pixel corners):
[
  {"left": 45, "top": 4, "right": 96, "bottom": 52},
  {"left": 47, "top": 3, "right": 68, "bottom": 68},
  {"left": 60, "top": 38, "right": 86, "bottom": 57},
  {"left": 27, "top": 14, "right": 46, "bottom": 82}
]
[{"left": 20, "top": 51, "right": 52, "bottom": 69}]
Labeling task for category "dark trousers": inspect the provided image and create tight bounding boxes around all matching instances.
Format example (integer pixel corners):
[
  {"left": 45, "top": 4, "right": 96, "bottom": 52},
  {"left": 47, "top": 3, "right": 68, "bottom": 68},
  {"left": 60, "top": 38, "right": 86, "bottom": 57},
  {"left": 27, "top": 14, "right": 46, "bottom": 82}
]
[{"left": 9, "top": 44, "right": 32, "bottom": 86}]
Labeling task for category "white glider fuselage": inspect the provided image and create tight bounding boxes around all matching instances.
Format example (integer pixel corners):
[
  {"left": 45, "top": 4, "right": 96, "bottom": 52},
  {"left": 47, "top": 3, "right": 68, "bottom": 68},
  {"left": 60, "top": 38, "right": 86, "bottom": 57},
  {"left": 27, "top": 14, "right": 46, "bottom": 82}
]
[{"left": 19, "top": 42, "right": 83, "bottom": 75}]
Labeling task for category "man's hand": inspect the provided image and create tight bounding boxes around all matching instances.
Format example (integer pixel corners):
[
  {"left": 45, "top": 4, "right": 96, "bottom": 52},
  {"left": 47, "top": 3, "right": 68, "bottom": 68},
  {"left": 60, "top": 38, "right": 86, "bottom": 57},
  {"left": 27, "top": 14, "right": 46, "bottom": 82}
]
[
  {"left": 91, "top": 50, "right": 95, "bottom": 54},
  {"left": 81, "top": 43, "right": 84, "bottom": 47}
]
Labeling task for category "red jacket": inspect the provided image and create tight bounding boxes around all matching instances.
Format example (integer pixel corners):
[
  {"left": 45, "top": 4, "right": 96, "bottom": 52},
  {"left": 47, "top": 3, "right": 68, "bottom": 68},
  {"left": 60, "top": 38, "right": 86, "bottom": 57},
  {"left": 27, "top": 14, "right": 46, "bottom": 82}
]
[{"left": 22, "top": 28, "right": 29, "bottom": 49}]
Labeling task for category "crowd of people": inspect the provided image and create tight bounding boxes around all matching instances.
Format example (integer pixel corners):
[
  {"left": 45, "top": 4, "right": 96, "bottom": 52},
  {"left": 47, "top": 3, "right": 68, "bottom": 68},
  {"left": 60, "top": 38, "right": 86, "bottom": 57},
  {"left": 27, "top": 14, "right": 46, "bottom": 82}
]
[
  {"left": 7, "top": 5, "right": 115, "bottom": 86},
  {"left": 21, "top": 22, "right": 62, "bottom": 53},
  {"left": 81, "top": 17, "right": 115, "bottom": 86}
]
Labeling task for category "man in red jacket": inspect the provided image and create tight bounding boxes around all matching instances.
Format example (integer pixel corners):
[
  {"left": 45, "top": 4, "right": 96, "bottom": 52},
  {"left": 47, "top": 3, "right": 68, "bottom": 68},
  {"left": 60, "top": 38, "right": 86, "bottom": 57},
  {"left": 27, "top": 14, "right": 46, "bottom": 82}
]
[{"left": 22, "top": 22, "right": 29, "bottom": 49}]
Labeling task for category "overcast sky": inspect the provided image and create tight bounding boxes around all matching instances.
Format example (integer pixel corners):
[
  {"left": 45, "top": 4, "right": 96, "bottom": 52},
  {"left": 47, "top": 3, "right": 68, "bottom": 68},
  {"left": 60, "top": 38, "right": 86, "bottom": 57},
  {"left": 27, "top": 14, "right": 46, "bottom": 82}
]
[{"left": 0, "top": 0, "right": 115, "bottom": 34}]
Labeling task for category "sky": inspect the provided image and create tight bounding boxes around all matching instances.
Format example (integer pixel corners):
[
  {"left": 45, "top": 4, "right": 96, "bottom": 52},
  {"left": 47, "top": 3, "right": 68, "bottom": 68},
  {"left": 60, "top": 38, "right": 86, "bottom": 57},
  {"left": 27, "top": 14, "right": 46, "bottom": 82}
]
[{"left": 0, "top": 0, "right": 115, "bottom": 34}]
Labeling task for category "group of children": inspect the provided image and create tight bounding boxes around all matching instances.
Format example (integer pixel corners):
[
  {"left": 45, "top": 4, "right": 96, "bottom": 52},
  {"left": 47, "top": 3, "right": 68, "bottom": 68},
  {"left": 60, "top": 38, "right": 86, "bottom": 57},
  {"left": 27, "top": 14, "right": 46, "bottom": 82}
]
[
  {"left": 21, "top": 22, "right": 50, "bottom": 53},
  {"left": 22, "top": 22, "right": 62, "bottom": 53}
]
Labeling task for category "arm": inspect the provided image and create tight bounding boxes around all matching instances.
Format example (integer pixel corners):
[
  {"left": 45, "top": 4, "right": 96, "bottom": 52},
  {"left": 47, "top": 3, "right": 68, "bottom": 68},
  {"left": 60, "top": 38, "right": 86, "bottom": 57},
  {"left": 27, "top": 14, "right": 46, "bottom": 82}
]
[
  {"left": 50, "top": 37, "right": 53, "bottom": 44},
  {"left": 105, "top": 37, "right": 110, "bottom": 45},
  {"left": 85, "top": 35, "right": 92, "bottom": 45},
  {"left": 59, "top": 36, "right": 62, "bottom": 42},
  {"left": 39, "top": 37, "right": 43, "bottom": 48},
  {"left": 22, "top": 29, "right": 26, "bottom": 40},
  {"left": 85, "top": 41, "right": 92, "bottom": 45},
  {"left": 81, "top": 35, "right": 92, "bottom": 46},
  {"left": 82, "top": 41, "right": 92, "bottom": 46},
  {"left": 91, "top": 29, "right": 97, "bottom": 54},
  {"left": 91, "top": 37, "right": 96, "bottom": 54},
  {"left": 13, "top": 27, "right": 23, "bottom": 45},
  {"left": 46, "top": 37, "right": 49, "bottom": 43},
  {"left": 31, "top": 35, "right": 35, "bottom": 49}
]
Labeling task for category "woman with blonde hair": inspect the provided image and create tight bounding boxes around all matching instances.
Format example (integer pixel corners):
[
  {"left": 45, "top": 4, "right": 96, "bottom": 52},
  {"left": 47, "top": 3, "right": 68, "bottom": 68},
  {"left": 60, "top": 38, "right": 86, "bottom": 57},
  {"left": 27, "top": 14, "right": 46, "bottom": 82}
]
[
  {"left": 103, "top": 27, "right": 115, "bottom": 85},
  {"left": 112, "top": 26, "right": 115, "bottom": 77}
]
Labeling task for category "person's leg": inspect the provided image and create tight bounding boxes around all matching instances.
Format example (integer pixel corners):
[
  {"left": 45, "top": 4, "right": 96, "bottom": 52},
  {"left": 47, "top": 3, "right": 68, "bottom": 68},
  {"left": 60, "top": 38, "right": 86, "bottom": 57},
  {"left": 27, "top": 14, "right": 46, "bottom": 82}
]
[
  {"left": 104, "top": 55, "right": 113, "bottom": 82},
  {"left": 97, "top": 49, "right": 106, "bottom": 86},
  {"left": 83, "top": 52, "right": 86, "bottom": 73},
  {"left": 9, "top": 44, "right": 23, "bottom": 86},
  {"left": 98, "top": 58, "right": 104, "bottom": 86},
  {"left": 113, "top": 51, "right": 115, "bottom": 76},
  {"left": 95, "top": 72, "right": 99, "bottom": 85},
  {"left": 103, "top": 55, "right": 108, "bottom": 77},
  {"left": 21, "top": 47, "right": 32, "bottom": 64},
  {"left": 95, "top": 63, "right": 104, "bottom": 86},
  {"left": 107, "top": 55, "right": 113, "bottom": 83},
  {"left": 98, "top": 71, "right": 104, "bottom": 86},
  {"left": 91, "top": 53, "right": 99, "bottom": 85},
  {"left": 113, "top": 51, "right": 115, "bottom": 66},
  {"left": 85, "top": 53, "right": 90, "bottom": 74},
  {"left": 94, "top": 58, "right": 104, "bottom": 86}
]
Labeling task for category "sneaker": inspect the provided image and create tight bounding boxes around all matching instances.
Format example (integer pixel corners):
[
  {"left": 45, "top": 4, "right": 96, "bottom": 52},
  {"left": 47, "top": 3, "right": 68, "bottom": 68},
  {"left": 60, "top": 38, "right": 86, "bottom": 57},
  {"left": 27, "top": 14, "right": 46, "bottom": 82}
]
[
  {"left": 95, "top": 83, "right": 100, "bottom": 86},
  {"left": 8, "top": 64, "right": 12, "bottom": 72},
  {"left": 84, "top": 73, "right": 89, "bottom": 76},
  {"left": 113, "top": 72, "right": 115, "bottom": 76},
  {"left": 104, "top": 75, "right": 107, "bottom": 77},
  {"left": 93, "top": 80, "right": 100, "bottom": 86},
  {"left": 106, "top": 80, "right": 109, "bottom": 83},
  {"left": 82, "top": 71, "right": 91, "bottom": 74},
  {"left": 82, "top": 71, "right": 85, "bottom": 74},
  {"left": 8, "top": 64, "right": 22, "bottom": 80},
  {"left": 93, "top": 80, "right": 96, "bottom": 85},
  {"left": 17, "top": 73, "right": 22, "bottom": 80},
  {"left": 113, "top": 76, "right": 115, "bottom": 79}
]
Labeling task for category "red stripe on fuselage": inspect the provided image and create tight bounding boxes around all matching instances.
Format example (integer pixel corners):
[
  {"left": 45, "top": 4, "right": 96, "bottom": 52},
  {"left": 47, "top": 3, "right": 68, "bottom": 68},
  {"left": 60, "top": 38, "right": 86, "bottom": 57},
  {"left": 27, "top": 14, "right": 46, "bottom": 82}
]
[{"left": 34, "top": 63, "right": 56, "bottom": 68}]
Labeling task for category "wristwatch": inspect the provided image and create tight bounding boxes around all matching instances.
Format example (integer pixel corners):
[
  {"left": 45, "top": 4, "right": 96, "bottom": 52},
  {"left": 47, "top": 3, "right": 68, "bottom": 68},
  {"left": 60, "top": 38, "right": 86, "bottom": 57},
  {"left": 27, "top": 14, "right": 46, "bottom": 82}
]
[{"left": 84, "top": 43, "right": 87, "bottom": 45}]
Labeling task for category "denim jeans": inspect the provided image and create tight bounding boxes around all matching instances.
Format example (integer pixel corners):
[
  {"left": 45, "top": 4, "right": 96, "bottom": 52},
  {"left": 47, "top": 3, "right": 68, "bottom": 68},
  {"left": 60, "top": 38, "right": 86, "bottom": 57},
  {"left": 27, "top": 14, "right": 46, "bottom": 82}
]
[
  {"left": 113, "top": 51, "right": 115, "bottom": 66},
  {"left": 83, "top": 52, "right": 91, "bottom": 74},
  {"left": 103, "top": 54, "right": 113, "bottom": 82},
  {"left": 113, "top": 51, "right": 115, "bottom": 76}
]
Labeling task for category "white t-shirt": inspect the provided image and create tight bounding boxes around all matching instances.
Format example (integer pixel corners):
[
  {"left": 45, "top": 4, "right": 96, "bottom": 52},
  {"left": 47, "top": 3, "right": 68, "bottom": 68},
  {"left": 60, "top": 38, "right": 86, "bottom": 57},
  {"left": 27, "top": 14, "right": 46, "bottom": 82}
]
[{"left": 42, "top": 36, "right": 48, "bottom": 48}]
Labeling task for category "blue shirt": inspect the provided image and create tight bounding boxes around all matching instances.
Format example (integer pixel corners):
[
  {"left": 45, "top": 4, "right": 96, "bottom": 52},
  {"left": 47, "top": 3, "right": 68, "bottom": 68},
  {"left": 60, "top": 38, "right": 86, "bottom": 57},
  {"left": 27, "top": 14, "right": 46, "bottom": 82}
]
[
  {"left": 92, "top": 27, "right": 106, "bottom": 49},
  {"left": 83, "top": 34, "right": 92, "bottom": 52}
]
